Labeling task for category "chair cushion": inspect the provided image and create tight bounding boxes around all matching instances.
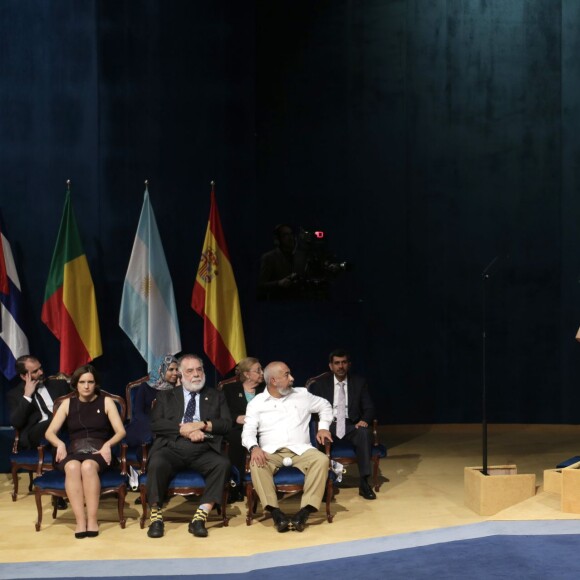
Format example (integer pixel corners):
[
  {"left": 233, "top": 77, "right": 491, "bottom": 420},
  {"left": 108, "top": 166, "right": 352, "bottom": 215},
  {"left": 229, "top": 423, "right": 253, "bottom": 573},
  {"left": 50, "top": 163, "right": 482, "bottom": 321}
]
[
  {"left": 273, "top": 466, "right": 306, "bottom": 485},
  {"left": 34, "top": 469, "right": 127, "bottom": 491},
  {"left": 556, "top": 456, "right": 580, "bottom": 469},
  {"left": 11, "top": 448, "right": 53, "bottom": 465},
  {"left": 139, "top": 469, "right": 207, "bottom": 488}
]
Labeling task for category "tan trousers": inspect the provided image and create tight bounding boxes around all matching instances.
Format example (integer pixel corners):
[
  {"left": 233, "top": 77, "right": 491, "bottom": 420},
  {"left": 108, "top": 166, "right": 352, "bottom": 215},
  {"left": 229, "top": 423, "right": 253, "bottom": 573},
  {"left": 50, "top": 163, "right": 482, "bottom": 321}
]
[{"left": 250, "top": 447, "right": 329, "bottom": 511}]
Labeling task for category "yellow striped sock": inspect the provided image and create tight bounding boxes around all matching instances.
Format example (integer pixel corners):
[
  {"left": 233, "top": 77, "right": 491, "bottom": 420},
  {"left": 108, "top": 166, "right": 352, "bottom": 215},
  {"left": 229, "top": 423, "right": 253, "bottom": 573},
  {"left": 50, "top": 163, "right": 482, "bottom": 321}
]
[{"left": 191, "top": 508, "right": 208, "bottom": 523}]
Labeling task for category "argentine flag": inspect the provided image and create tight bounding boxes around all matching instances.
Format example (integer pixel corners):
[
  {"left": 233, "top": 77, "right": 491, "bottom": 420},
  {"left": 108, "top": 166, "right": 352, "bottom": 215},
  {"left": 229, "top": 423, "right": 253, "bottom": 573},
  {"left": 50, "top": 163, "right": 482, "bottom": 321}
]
[
  {"left": 0, "top": 221, "right": 30, "bottom": 379},
  {"left": 119, "top": 188, "right": 181, "bottom": 370}
]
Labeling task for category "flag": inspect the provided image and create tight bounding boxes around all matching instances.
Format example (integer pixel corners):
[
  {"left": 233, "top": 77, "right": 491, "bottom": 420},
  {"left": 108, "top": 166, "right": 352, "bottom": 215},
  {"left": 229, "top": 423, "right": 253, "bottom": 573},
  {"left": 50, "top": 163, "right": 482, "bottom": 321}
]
[
  {"left": 0, "top": 219, "right": 30, "bottom": 379},
  {"left": 191, "top": 183, "right": 246, "bottom": 375},
  {"left": 119, "top": 188, "right": 181, "bottom": 370},
  {"left": 41, "top": 189, "right": 102, "bottom": 374}
]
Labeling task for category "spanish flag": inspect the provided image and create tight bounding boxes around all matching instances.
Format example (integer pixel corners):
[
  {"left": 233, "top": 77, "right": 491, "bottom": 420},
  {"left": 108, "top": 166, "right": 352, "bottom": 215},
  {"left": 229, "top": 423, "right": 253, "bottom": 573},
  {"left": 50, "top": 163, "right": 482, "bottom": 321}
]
[
  {"left": 191, "top": 183, "right": 246, "bottom": 375},
  {"left": 41, "top": 188, "right": 102, "bottom": 374}
]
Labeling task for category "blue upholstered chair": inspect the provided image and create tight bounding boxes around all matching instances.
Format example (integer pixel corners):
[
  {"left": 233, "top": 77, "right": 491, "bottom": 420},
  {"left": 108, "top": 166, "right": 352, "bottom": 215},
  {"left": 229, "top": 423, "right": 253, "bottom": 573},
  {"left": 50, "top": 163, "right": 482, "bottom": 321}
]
[
  {"left": 305, "top": 371, "right": 387, "bottom": 492},
  {"left": 137, "top": 401, "right": 231, "bottom": 530},
  {"left": 243, "top": 430, "right": 336, "bottom": 526},
  {"left": 10, "top": 432, "right": 53, "bottom": 501},
  {"left": 125, "top": 375, "right": 151, "bottom": 470},
  {"left": 33, "top": 390, "right": 129, "bottom": 531},
  {"left": 9, "top": 373, "right": 72, "bottom": 501}
]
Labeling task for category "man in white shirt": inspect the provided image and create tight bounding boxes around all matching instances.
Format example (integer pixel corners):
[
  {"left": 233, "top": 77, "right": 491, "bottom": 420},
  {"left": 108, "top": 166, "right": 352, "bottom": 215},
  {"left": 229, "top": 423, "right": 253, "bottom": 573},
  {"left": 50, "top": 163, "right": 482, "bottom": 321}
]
[{"left": 242, "top": 361, "right": 333, "bottom": 532}]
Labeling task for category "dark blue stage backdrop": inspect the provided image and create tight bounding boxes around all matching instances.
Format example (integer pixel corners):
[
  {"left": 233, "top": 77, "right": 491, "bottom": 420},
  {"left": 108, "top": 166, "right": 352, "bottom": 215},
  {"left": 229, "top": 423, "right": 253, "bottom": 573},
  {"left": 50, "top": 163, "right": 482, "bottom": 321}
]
[{"left": 1, "top": 1, "right": 580, "bottom": 425}]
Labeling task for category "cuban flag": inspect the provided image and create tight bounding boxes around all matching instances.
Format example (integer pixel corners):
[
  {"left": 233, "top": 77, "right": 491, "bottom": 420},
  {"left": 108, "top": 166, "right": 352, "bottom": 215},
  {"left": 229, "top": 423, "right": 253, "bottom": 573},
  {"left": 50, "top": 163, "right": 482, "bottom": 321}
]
[{"left": 0, "top": 220, "right": 30, "bottom": 379}]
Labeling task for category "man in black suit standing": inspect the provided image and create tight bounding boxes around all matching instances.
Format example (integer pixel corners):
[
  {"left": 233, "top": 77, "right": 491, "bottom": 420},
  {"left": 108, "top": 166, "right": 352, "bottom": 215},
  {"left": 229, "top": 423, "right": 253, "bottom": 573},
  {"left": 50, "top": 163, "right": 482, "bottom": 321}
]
[
  {"left": 309, "top": 349, "right": 376, "bottom": 500},
  {"left": 8, "top": 355, "right": 70, "bottom": 450},
  {"left": 146, "top": 354, "right": 231, "bottom": 539}
]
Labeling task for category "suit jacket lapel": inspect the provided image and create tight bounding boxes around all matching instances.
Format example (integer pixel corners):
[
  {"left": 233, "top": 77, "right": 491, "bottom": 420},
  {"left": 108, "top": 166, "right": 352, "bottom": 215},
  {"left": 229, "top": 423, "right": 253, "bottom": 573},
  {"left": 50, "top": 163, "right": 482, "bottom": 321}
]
[{"left": 173, "top": 387, "right": 185, "bottom": 420}]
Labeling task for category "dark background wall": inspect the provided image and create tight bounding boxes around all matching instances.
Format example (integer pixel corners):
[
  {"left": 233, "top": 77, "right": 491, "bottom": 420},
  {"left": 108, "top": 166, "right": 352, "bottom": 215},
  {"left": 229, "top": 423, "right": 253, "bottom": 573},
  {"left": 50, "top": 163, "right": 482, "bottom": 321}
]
[{"left": 1, "top": 0, "right": 580, "bottom": 425}]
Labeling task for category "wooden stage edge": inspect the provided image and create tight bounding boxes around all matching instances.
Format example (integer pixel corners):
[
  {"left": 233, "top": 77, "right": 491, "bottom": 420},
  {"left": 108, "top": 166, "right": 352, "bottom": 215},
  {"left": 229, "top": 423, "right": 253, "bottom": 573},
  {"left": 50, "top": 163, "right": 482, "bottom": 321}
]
[{"left": 2, "top": 424, "right": 580, "bottom": 564}]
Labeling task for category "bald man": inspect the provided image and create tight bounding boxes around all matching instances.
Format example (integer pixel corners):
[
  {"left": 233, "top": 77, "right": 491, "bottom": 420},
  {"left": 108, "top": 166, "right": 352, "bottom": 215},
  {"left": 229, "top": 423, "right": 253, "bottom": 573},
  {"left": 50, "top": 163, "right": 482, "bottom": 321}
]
[{"left": 242, "top": 361, "right": 333, "bottom": 532}]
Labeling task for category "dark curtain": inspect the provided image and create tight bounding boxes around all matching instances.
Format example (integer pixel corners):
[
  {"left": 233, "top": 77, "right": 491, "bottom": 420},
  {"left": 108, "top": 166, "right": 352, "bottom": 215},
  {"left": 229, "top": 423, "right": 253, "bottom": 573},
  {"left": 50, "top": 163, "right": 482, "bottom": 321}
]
[{"left": 2, "top": 1, "right": 580, "bottom": 425}]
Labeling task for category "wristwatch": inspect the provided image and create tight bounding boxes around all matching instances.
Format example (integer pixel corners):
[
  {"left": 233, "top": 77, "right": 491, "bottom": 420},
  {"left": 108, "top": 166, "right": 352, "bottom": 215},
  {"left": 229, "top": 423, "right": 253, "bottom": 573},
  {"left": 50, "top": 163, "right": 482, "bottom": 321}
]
[{"left": 249, "top": 445, "right": 259, "bottom": 453}]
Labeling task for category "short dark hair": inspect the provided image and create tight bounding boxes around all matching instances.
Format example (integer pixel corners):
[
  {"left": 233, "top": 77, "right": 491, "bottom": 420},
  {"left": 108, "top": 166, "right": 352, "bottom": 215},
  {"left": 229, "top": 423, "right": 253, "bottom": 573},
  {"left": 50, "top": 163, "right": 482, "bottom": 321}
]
[
  {"left": 15, "top": 355, "right": 38, "bottom": 376},
  {"left": 70, "top": 364, "right": 101, "bottom": 394},
  {"left": 329, "top": 349, "right": 350, "bottom": 363}
]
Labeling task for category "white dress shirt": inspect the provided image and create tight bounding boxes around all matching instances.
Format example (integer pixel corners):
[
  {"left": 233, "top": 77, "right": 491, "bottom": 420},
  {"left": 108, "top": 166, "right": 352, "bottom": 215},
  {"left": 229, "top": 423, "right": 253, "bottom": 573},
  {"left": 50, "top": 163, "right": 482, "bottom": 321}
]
[
  {"left": 242, "top": 387, "right": 333, "bottom": 455},
  {"left": 23, "top": 383, "right": 54, "bottom": 423}
]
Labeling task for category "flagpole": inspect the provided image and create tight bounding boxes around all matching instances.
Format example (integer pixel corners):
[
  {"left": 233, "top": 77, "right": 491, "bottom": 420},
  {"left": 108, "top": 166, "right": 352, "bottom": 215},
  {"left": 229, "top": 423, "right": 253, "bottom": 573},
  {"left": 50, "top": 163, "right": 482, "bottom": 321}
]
[
  {"left": 145, "top": 179, "right": 149, "bottom": 190},
  {"left": 210, "top": 178, "right": 217, "bottom": 386},
  {"left": 66, "top": 179, "right": 71, "bottom": 193}
]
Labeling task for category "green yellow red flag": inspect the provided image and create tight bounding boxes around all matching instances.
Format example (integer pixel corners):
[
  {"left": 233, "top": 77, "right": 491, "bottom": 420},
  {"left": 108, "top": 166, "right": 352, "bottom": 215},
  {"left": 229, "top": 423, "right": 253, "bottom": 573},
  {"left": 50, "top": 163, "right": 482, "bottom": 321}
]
[{"left": 41, "top": 188, "right": 102, "bottom": 374}]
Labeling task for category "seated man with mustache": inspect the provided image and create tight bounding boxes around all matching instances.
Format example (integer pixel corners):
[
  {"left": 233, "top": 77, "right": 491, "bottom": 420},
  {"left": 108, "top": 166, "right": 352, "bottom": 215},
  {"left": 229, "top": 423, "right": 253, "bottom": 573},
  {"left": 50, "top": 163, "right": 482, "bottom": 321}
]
[
  {"left": 145, "top": 354, "right": 231, "bottom": 539},
  {"left": 242, "top": 361, "right": 333, "bottom": 533}
]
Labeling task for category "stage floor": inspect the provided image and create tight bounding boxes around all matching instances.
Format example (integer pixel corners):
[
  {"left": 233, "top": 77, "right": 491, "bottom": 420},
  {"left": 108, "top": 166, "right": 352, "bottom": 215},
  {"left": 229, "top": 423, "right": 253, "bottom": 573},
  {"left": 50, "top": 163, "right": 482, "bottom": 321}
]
[{"left": 2, "top": 424, "right": 579, "bottom": 564}]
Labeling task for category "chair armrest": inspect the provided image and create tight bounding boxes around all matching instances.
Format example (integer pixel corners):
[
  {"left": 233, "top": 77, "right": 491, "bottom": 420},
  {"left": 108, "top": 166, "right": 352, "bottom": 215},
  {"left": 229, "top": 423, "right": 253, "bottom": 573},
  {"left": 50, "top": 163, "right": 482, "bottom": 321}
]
[
  {"left": 140, "top": 443, "right": 151, "bottom": 474},
  {"left": 372, "top": 419, "right": 379, "bottom": 446},
  {"left": 12, "top": 430, "right": 20, "bottom": 454},
  {"left": 118, "top": 443, "right": 128, "bottom": 476},
  {"left": 36, "top": 444, "right": 47, "bottom": 475}
]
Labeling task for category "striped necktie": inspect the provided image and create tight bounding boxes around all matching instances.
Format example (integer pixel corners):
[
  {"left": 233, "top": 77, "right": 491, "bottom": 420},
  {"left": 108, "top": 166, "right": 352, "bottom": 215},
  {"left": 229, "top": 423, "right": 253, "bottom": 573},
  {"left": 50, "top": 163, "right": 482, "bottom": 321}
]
[{"left": 336, "top": 382, "right": 346, "bottom": 439}]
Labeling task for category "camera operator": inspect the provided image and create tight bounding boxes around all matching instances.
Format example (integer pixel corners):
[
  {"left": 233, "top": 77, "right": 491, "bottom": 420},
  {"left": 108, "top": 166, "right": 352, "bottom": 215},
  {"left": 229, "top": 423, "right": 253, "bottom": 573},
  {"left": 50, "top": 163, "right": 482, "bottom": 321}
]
[{"left": 257, "top": 224, "right": 301, "bottom": 300}]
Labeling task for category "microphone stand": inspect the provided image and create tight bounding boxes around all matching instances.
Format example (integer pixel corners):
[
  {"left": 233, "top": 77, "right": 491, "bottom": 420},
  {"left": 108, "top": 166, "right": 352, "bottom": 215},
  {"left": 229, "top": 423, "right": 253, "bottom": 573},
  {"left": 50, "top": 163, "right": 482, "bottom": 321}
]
[{"left": 481, "top": 256, "right": 500, "bottom": 476}]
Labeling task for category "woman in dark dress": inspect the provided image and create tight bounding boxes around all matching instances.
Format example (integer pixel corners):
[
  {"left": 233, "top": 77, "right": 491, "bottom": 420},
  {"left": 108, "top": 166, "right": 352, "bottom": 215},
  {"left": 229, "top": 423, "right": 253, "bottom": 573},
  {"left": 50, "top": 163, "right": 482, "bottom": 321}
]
[
  {"left": 223, "top": 357, "right": 264, "bottom": 501},
  {"left": 125, "top": 355, "right": 179, "bottom": 447},
  {"left": 45, "top": 365, "right": 125, "bottom": 538}
]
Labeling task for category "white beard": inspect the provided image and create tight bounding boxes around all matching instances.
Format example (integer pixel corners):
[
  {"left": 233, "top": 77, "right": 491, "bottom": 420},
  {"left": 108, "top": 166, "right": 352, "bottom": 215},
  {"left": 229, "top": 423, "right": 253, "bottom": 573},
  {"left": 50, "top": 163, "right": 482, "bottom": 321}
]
[{"left": 183, "top": 376, "right": 206, "bottom": 393}]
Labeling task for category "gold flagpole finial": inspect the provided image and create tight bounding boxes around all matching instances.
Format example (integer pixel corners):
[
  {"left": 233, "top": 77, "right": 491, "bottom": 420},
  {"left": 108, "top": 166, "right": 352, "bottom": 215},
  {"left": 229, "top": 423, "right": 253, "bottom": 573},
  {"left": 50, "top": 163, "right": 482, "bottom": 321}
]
[{"left": 66, "top": 179, "right": 71, "bottom": 192}]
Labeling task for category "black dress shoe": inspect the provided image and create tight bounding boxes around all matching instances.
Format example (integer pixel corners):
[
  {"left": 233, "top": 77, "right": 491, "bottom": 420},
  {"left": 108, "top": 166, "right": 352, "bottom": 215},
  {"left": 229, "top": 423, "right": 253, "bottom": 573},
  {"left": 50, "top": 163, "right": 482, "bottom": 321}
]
[
  {"left": 359, "top": 480, "right": 377, "bottom": 500},
  {"left": 56, "top": 498, "right": 67, "bottom": 510},
  {"left": 291, "top": 508, "right": 310, "bottom": 532},
  {"left": 147, "top": 520, "right": 164, "bottom": 538},
  {"left": 188, "top": 519, "right": 208, "bottom": 538},
  {"left": 270, "top": 509, "right": 290, "bottom": 533}
]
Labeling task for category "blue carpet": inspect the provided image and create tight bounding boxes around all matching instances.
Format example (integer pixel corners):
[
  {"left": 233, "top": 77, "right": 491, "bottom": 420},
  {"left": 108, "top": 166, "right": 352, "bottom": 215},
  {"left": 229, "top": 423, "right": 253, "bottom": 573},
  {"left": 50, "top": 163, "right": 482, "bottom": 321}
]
[{"left": 4, "top": 521, "right": 580, "bottom": 579}]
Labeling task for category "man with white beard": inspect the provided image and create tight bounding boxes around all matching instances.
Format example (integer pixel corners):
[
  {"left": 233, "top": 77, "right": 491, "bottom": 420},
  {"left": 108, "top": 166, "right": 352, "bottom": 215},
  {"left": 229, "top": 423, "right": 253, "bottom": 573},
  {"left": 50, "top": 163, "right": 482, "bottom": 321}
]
[
  {"left": 145, "top": 354, "right": 231, "bottom": 539},
  {"left": 242, "top": 361, "right": 333, "bottom": 533}
]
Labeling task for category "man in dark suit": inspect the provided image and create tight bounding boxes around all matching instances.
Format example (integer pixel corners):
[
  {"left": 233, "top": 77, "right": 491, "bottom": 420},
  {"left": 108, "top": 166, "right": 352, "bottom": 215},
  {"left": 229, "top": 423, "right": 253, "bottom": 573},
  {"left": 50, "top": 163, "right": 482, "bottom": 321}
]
[
  {"left": 309, "top": 349, "right": 377, "bottom": 500},
  {"left": 8, "top": 355, "right": 70, "bottom": 450},
  {"left": 146, "top": 354, "right": 231, "bottom": 539}
]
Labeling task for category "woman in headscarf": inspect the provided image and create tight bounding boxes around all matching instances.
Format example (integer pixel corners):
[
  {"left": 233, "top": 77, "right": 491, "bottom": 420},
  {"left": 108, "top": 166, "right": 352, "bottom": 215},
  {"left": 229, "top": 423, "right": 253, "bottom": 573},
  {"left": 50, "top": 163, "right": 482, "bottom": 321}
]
[{"left": 125, "top": 355, "right": 179, "bottom": 447}]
